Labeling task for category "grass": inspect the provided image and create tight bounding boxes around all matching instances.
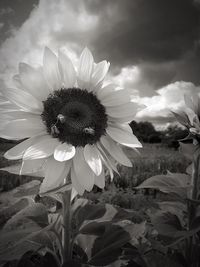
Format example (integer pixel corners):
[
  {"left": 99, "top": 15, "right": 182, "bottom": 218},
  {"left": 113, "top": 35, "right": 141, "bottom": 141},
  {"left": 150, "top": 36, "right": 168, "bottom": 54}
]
[{"left": 114, "top": 143, "right": 190, "bottom": 188}]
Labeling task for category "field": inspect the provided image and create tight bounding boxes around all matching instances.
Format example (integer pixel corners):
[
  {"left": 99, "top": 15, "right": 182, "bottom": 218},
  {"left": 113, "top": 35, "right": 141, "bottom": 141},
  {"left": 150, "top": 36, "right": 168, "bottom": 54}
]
[
  {"left": 0, "top": 141, "right": 193, "bottom": 266},
  {"left": 0, "top": 142, "right": 190, "bottom": 210}
]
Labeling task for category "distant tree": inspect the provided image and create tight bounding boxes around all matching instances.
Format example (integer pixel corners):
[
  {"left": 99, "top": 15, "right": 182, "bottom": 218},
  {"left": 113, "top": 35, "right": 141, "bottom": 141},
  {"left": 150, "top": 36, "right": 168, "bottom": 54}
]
[
  {"left": 130, "top": 121, "right": 188, "bottom": 148},
  {"left": 148, "top": 134, "right": 162, "bottom": 143},
  {"left": 161, "top": 125, "right": 188, "bottom": 149},
  {"left": 130, "top": 121, "right": 161, "bottom": 143}
]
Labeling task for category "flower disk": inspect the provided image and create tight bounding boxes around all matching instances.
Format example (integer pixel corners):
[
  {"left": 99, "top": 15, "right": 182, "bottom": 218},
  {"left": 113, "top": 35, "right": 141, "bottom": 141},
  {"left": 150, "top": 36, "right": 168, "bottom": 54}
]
[{"left": 41, "top": 88, "right": 108, "bottom": 147}]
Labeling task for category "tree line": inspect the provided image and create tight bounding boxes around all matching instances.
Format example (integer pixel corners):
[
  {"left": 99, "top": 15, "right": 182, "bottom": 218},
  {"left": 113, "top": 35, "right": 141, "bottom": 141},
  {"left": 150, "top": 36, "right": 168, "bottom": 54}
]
[{"left": 129, "top": 121, "right": 188, "bottom": 149}]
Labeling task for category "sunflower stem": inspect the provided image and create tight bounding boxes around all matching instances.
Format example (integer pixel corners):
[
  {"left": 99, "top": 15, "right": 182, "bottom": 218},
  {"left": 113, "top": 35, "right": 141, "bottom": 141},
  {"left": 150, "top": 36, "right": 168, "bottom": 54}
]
[
  {"left": 187, "top": 150, "right": 200, "bottom": 264},
  {"left": 188, "top": 152, "right": 200, "bottom": 229},
  {"left": 62, "top": 189, "right": 72, "bottom": 263}
]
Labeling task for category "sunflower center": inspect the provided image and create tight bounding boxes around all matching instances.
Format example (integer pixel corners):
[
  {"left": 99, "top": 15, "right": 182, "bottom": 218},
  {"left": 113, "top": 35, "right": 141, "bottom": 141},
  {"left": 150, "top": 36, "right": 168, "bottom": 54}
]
[{"left": 41, "top": 88, "right": 108, "bottom": 146}]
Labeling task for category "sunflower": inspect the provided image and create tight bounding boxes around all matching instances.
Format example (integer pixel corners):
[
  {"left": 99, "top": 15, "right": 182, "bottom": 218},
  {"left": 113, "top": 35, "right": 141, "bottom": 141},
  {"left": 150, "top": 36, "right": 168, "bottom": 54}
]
[
  {"left": 173, "top": 93, "right": 200, "bottom": 142},
  {"left": 0, "top": 47, "right": 142, "bottom": 195}
]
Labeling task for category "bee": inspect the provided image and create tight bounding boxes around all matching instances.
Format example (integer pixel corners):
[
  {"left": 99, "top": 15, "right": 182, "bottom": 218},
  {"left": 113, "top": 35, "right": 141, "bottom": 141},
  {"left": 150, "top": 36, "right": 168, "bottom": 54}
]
[
  {"left": 51, "top": 125, "right": 60, "bottom": 136},
  {"left": 57, "top": 114, "right": 66, "bottom": 123},
  {"left": 50, "top": 114, "right": 66, "bottom": 137},
  {"left": 83, "top": 127, "right": 95, "bottom": 135}
]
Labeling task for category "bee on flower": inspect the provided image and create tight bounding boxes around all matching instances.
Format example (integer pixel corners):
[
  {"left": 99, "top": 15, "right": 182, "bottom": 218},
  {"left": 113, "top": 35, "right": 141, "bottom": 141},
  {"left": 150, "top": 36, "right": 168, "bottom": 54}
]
[{"left": 0, "top": 47, "right": 142, "bottom": 195}]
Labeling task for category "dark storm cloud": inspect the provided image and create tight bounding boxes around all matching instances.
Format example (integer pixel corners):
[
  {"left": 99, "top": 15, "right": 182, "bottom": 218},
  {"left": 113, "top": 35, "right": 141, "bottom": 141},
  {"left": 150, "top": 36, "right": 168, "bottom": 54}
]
[
  {"left": 173, "top": 44, "right": 200, "bottom": 85},
  {"left": 85, "top": 0, "right": 200, "bottom": 67},
  {"left": 0, "top": 0, "right": 39, "bottom": 44}
]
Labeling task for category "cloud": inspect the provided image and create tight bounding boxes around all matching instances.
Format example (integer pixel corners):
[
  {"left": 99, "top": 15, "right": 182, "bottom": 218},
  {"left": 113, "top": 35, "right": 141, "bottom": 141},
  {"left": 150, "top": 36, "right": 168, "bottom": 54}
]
[
  {"left": 87, "top": 0, "right": 200, "bottom": 87},
  {"left": 0, "top": 0, "right": 100, "bottom": 84},
  {"left": 136, "top": 81, "right": 200, "bottom": 126},
  {"left": 88, "top": 0, "right": 200, "bottom": 65},
  {"left": 0, "top": 0, "right": 200, "bottom": 127},
  {"left": 110, "top": 66, "right": 157, "bottom": 97},
  {"left": 0, "top": 7, "right": 14, "bottom": 17},
  {"left": 1, "top": 0, "right": 200, "bottom": 85},
  {"left": 0, "top": 22, "right": 4, "bottom": 30}
]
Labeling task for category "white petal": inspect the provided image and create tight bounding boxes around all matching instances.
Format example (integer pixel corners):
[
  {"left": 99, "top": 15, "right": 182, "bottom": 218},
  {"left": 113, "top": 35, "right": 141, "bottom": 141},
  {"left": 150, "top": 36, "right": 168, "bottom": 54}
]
[
  {"left": 43, "top": 47, "right": 61, "bottom": 91},
  {"left": 111, "top": 116, "right": 138, "bottom": 123},
  {"left": 0, "top": 120, "right": 8, "bottom": 130},
  {"left": 91, "top": 60, "right": 110, "bottom": 88},
  {"left": 19, "top": 63, "right": 50, "bottom": 100},
  {"left": 1, "top": 87, "right": 43, "bottom": 114},
  {"left": 84, "top": 144, "right": 102, "bottom": 176},
  {"left": 23, "top": 135, "right": 59, "bottom": 160},
  {"left": 71, "top": 166, "right": 85, "bottom": 195},
  {"left": 73, "top": 148, "right": 95, "bottom": 191},
  {"left": 20, "top": 158, "right": 46, "bottom": 175},
  {"left": 71, "top": 187, "right": 78, "bottom": 200},
  {"left": 12, "top": 74, "right": 23, "bottom": 89},
  {"left": 0, "top": 118, "right": 45, "bottom": 140},
  {"left": 0, "top": 101, "right": 20, "bottom": 112},
  {"left": 40, "top": 157, "right": 71, "bottom": 193},
  {"left": 58, "top": 50, "right": 76, "bottom": 88},
  {"left": 4, "top": 135, "right": 41, "bottom": 160},
  {"left": 100, "top": 135, "right": 132, "bottom": 167},
  {"left": 95, "top": 169, "right": 105, "bottom": 189},
  {"left": 97, "top": 143, "right": 118, "bottom": 179},
  {"left": 100, "top": 89, "right": 130, "bottom": 107},
  {"left": 78, "top": 47, "right": 94, "bottom": 89},
  {"left": 106, "top": 102, "right": 140, "bottom": 118},
  {"left": 106, "top": 124, "right": 142, "bottom": 148},
  {"left": 54, "top": 143, "right": 76, "bottom": 162},
  {"left": 5, "top": 111, "right": 39, "bottom": 120},
  {"left": 97, "top": 83, "right": 117, "bottom": 99}
]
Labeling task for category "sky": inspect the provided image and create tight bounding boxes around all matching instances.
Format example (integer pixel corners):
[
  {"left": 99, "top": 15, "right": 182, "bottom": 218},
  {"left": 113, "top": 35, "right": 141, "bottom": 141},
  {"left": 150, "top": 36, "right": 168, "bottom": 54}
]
[{"left": 0, "top": 0, "right": 200, "bottom": 129}]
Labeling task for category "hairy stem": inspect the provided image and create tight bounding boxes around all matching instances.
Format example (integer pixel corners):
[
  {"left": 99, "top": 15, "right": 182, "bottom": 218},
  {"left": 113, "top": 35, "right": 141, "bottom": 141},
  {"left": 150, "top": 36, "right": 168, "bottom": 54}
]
[
  {"left": 187, "top": 150, "right": 200, "bottom": 266},
  {"left": 62, "top": 189, "right": 72, "bottom": 263}
]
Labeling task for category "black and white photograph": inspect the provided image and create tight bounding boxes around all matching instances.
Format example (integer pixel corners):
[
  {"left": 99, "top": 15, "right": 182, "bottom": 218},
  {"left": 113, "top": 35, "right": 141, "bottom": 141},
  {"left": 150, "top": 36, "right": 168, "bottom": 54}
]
[{"left": 0, "top": 0, "right": 200, "bottom": 266}]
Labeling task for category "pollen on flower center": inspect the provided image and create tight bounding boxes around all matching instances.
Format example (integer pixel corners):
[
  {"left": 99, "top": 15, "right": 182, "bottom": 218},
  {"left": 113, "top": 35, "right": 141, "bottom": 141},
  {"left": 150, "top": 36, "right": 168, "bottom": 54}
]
[{"left": 41, "top": 88, "right": 108, "bottom": 146}]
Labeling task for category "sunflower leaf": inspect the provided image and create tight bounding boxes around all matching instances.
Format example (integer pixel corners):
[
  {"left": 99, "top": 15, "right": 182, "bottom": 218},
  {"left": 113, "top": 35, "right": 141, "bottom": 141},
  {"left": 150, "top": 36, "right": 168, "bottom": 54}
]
[
  {"left": 79, "top": 221, "right": 146, "bottom": 266},
  {"left": 136, "top": 173, "right": 191, "bottom": 199},
  {"left": 74, "top": 200, "right": 146, "bottom": 266},
  {"left": 0, "top": 203, "right": 52, "bottom": 261}
]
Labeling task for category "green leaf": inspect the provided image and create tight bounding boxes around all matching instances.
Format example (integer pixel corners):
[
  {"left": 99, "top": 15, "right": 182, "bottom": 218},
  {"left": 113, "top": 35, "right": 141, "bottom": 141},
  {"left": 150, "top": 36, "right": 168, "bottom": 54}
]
[
  {"left": 151, "top": 212, "right": 183, "bottom": 237},
  {"left": 150, "top": 211, "right": 200, "bottom": 246},
  {"left": 13, "top": 180, "right": 41, "bottom": 198},
  {"left": 113, "top": 207, "right": 143, "bottom": 223},
  {"left": 72, "top": 199, "right": 118, "bottom": 234},
  {"left": 73, "top": 200, "right": 146, "bottom": 265},
  {"left": 0, "top": 203, "right": 51, "bottom": 261},
  {"left": 113, "top": 220, "right": 146, "bottom": 246},
  {"left": 0, "top": 228, "right": 56, "bottom": 262},
  {"left": 136, "top": 173, "right": 191, "bottom": 198},
  {"left": 157, "top": 201, "right": 186, "bottom": 222},
  {"left": 0, "top": 198, "right": 32, "bottom": 230},
  {"left": 3, "top": 203, "right": 48, "bottom": 230},
  {"left": 88, "top": 223, "right": 130, "bottom": 266},
  {"left": 77, "top": 219, "right": 146, "bottom": 266},
  {"left": 39, "top": 183, "right": 72, "bottom": 198},
  {"left": 0, "top": 180, "right": 40, "bottom": 211}
]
